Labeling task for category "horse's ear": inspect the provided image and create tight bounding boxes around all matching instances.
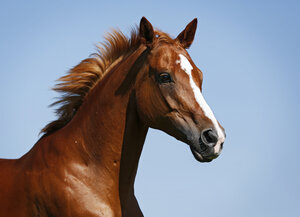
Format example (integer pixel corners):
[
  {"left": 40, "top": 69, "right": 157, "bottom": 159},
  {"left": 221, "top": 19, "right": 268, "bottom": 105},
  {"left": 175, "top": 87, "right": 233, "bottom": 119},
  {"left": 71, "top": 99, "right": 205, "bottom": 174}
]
[
  {"left": 139, "top": 17, "right": 154, "bottom": 45},
  {"left": 176, "top": 18, "right": 197, "bottom": 49}
]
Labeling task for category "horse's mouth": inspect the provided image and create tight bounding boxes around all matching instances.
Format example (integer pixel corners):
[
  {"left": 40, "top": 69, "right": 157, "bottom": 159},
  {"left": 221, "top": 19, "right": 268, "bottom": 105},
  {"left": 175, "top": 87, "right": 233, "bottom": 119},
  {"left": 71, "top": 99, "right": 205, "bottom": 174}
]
[{"left": 190, "top": 146, "right": 218, "bottom": 163}]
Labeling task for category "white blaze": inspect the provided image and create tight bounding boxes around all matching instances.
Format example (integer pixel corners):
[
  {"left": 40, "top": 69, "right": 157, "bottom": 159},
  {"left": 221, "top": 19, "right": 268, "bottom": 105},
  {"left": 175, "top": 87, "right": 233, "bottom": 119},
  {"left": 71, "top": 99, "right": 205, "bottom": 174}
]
[{"left": 176, "top": 54, "right": 225, "bottom": 150}]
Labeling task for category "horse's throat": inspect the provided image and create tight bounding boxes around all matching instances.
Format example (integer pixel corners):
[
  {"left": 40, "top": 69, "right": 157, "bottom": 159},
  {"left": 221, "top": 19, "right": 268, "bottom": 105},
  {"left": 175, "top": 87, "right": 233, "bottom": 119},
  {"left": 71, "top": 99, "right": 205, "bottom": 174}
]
[{"left": 118, "top": 92, "right": 148, "bottom": 214}]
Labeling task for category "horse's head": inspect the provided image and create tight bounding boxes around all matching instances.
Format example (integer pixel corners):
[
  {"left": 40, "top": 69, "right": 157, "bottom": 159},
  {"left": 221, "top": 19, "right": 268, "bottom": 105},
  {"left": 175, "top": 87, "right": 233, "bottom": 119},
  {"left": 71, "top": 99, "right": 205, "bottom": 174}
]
[{"left": 135, "top": 17, "right": 225, "bottom": 162}]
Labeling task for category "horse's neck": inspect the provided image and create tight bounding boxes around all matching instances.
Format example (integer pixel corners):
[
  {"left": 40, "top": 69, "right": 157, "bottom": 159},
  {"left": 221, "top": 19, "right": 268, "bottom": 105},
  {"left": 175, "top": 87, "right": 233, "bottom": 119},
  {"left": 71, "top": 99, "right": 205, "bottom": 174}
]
[{"left": 29, "top": 46, "right": 148, "bottom": 207}]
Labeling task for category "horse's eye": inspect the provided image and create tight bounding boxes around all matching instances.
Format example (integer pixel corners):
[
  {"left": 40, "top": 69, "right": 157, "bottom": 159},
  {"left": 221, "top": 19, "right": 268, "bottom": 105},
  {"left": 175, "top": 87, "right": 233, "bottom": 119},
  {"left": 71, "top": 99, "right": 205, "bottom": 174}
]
[{"left": 158, "top": 72, "right": 172, "bottom": 83}]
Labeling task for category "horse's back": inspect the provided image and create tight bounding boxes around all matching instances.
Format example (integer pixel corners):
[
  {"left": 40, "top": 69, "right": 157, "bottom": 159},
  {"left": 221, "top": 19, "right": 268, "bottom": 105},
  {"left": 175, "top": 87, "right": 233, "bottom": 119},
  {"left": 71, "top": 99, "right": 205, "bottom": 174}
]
[
  {"left": 0, "top": 158, "right": 18, "bottom": 189},
  {"left": 0, "top": 158, "right": 30, "bottom": 217}
]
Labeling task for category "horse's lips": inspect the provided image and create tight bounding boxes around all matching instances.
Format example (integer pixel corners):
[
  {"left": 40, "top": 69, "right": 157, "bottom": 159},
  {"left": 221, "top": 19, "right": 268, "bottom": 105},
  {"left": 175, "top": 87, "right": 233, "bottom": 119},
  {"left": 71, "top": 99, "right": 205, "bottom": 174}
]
[{"left": 190, "top": 146, "right": 213, "bottom": 163}]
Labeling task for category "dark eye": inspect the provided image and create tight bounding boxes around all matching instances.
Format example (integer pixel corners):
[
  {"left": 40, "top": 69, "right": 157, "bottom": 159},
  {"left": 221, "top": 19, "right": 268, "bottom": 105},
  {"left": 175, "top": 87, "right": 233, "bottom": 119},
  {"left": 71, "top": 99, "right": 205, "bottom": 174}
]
[{"left": 158, "top": 72, "right": 172, "bottom": 83}]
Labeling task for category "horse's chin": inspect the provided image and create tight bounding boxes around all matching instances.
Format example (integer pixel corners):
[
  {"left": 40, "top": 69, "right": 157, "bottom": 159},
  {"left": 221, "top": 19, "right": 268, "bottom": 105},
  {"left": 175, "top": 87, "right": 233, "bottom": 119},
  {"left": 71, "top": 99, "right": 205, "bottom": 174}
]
[{"left": 190, "top": 146, "right": 218, "bottom": 163}]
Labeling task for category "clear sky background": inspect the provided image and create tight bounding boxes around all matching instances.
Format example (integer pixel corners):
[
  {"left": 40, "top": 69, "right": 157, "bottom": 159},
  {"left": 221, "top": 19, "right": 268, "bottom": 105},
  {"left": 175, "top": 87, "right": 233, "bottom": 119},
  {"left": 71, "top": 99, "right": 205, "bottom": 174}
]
[{"left": 0, "top": 1, "right": 299, "bottom": 217}]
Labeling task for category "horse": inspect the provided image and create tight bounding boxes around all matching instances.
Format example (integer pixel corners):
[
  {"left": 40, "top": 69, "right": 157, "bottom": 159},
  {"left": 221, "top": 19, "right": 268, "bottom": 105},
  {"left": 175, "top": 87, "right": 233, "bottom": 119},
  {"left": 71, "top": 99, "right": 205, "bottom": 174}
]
[{"left": 0, "top": 17, "right": 225, "bottom": 217}]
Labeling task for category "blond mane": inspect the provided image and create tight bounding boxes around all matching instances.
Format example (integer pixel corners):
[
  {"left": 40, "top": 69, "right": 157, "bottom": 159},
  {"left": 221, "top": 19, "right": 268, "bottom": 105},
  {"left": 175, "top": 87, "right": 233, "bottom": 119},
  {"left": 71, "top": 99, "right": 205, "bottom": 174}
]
[{"left": 42, "top": 27, "right": 173, "bottom": 135}]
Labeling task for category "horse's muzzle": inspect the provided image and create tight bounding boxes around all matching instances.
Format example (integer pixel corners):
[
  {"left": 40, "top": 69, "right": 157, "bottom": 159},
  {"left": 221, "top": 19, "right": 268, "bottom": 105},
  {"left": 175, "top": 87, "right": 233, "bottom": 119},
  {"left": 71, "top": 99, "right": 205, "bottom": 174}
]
[{"left": 190, "top": 128, "right": 225, "bottom": 162}]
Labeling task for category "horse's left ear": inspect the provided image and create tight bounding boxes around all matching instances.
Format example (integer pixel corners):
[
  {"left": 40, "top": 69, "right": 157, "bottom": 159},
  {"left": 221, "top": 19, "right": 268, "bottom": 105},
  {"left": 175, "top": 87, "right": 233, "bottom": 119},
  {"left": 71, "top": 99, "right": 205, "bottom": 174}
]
[
  {"left": 139, "top": 17, "right": 154, "bottom": 45},
  {"left": 176, "top": 18, "right": 197, "bottom": 49}
]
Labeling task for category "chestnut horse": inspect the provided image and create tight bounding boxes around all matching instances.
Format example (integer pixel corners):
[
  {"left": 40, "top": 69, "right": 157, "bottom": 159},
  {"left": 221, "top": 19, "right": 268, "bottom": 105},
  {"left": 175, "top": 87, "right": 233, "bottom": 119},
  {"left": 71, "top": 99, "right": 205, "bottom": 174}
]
[{"left": 0, "top": 17, "right": 225, "bottom": 217}]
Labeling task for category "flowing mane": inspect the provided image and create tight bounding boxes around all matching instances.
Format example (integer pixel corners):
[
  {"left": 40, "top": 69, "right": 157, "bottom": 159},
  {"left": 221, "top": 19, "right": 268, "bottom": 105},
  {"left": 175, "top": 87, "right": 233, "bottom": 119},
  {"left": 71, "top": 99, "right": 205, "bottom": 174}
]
[{"left": 41, "top": 27, "right": 173, "bottom": 135}]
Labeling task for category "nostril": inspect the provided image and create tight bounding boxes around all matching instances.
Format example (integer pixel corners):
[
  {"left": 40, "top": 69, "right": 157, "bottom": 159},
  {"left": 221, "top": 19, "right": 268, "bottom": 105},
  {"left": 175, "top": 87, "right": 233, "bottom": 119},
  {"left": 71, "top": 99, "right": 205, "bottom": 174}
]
[
  {"left": 220, "top": 142, "right": 224, "bottom": 149},
  {"left": 202, "top": 129, "right": 218, "bottom": 144}
]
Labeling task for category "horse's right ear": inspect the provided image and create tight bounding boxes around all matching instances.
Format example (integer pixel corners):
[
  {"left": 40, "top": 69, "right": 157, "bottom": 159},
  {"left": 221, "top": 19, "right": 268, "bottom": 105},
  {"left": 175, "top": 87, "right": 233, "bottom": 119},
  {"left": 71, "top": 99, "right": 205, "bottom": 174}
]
[{"left": 139, "top": 17, "right": 154, "bottom": 45}]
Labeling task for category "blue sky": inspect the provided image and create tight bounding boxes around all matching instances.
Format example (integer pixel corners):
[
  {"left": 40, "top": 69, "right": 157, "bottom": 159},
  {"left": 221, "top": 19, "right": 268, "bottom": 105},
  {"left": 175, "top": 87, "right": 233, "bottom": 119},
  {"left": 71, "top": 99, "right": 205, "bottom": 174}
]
[{"left": 0, "top": 1, "right": 299, "bottom": 216}]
